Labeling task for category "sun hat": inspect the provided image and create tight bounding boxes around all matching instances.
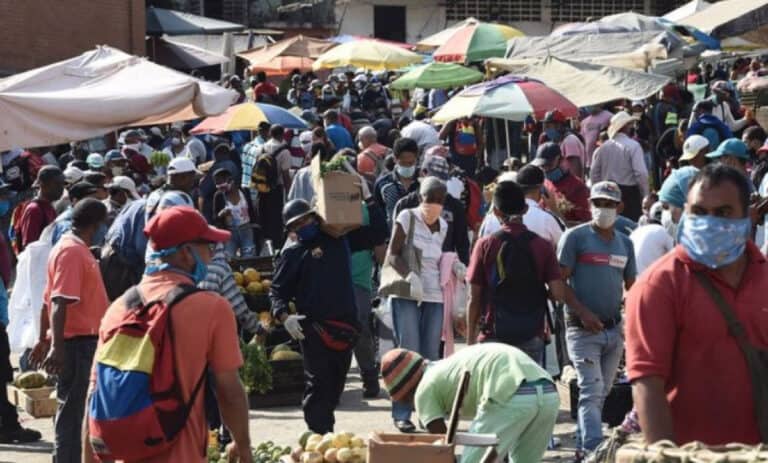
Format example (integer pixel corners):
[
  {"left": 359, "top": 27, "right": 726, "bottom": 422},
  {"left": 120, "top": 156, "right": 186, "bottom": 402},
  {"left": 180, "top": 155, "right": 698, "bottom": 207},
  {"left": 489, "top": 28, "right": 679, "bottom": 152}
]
[{"left": 607, "top": 111, "right": 639, "bottom": 139}]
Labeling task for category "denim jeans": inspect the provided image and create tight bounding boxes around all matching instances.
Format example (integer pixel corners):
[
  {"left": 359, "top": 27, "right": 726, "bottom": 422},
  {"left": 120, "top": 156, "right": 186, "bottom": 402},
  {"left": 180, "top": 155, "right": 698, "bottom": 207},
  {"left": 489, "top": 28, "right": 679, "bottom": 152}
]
[
  {"left": 225, "top": 224, "right": 256, "bottom": 258},
  {"left": 390, "top": 298, "right": 443, "bottom": 422},
  {"left": 54, "top": 337, "right": 97, "bottom": 463},
  {"left": 352, "top": 286, "right": 377, "bottom": 382},
  {"left": 566, "top": 324, "right": 624, "bottom": 451}
]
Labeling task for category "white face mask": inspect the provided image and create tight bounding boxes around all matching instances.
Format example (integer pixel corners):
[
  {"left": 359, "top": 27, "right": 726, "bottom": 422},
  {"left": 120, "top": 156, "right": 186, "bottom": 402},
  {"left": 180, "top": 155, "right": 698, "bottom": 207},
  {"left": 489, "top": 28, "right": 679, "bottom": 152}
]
[
  {"left": 124, "top": 142, "right": 142, "bottom": 152},
  {"left": 111, "top": 166, "right": 124, "bottom": 177},
  {"left": 591, "top": 207, "right": 617, "bottom": 229},
  {"left": 661, "top": 209, "right": 679, "bottom": 240}
]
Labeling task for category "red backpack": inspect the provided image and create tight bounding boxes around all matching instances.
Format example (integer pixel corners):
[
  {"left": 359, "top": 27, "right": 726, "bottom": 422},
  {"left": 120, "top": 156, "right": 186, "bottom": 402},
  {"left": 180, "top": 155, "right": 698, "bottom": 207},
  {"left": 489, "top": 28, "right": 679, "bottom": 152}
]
[{"left": 88, "top": 285, "right": 205, "bottom": 461}]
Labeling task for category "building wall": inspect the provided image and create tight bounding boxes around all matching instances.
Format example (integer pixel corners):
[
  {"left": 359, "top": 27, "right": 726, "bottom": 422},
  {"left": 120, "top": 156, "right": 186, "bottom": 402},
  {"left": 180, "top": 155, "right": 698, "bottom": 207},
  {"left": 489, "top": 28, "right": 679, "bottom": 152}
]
[
  {"left": 335, "top": 0, "right": 447, "bottom": 44},
  {"left": 0, "top": 0, "right": 145, "bottom": 75}
]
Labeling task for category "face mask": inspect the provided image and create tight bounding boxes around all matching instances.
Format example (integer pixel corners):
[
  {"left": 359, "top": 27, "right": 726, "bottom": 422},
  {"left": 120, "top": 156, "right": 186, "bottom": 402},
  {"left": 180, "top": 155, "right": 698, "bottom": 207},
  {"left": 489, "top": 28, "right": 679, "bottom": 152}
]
[
  {"left": 420, "top": 203, "right": 443, "bottom": 225},
  {"left": 0, "top": 200, "right": 10, "bottom": 217},
  {"left": 678, "top": 213, "right": 751, "bottom": 269},
  {"left": 591, "top": 207, "right": 617, "bottom": 229},
  {"left": 111, "top": 166, "right": 124, "bottom": 177},
  {"left": 93, "top": 222, "right": 108, "bottom": 247},
  {"left": 546, "top": 166, "right": 565, "bottom": 183},
  {"left": 296, "top": 222, "right": 320, "bottom": 242},
  {"left": 216, "top": 181, "right": 231, "bottom": 192},
  {"left": 545, "top": 128, "right": 562, "bottom": 143},
  {"left": 632, "top": 111, "right": 643, "bottom": 118},
  {"left": 125, "top": 142, "right": 142, "bottom": 152},
  {"left": 187, "top": 246, "right": 209, "bottom": 284},
  {"left": 396, "top": 164, "right": 416, "bottom": 178}
]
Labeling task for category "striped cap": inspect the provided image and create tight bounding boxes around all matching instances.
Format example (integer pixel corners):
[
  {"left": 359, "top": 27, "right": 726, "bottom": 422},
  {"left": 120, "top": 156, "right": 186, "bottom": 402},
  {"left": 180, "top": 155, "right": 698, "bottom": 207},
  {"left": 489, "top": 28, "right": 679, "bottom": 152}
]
[{"left": 381, "top": 349, "right": 426, "bottom": 402}]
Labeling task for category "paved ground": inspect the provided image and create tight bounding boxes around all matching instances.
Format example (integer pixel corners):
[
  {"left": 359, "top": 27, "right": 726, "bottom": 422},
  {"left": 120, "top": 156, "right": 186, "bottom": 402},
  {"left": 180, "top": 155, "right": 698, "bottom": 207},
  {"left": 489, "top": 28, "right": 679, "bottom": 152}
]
[{"left": 1, "top": 365, "right": 579, "bottom": 463}]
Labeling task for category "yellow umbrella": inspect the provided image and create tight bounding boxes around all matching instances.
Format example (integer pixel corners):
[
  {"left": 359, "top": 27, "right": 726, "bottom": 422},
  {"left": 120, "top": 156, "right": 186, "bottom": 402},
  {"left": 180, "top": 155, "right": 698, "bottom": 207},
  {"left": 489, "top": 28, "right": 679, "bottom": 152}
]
[{"left": 312, "top": 39, "right": 422, "bottom": 71}]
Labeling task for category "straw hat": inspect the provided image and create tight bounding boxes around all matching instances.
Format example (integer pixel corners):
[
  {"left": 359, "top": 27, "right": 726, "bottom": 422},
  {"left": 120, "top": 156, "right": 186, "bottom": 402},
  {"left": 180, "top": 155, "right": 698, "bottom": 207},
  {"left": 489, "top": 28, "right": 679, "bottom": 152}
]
[{"left": 607, "top": 111, "right": 639, "bottom": 139}]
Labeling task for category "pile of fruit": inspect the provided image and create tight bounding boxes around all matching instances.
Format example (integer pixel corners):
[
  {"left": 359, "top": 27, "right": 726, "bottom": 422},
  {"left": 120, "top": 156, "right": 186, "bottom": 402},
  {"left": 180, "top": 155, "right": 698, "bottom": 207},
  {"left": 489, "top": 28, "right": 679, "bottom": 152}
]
[
  {"left": 234, "top": 268, "right": 272, "bottom": 296},
  {"left": 14, "top": 371, "right": 48, "bottom": 389},
  {"left": 270, "top": 344, "right": 302, "bottom": 361},
  {"left": 252, "top": 441, "right": 292, "bottom": 463},
  {"left": 149, "top": 151, "right": 171, "bottom": 168},
  {"left": 289, "top": 431, "right": 368, "bottom": 463}
]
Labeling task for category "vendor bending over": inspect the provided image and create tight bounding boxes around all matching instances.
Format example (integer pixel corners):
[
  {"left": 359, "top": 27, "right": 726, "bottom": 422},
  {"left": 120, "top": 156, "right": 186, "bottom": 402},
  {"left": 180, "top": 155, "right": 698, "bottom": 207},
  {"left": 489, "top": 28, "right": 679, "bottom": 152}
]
[{"left": 381, "top": 343, "right": 560, "bottom": 463}]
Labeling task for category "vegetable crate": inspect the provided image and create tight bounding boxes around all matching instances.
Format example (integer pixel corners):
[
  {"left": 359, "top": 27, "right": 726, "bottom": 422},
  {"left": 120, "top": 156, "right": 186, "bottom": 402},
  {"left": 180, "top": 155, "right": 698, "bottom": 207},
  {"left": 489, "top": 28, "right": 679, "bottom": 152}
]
[{"left": 249, "top": 359, "right": 304, "bottom": 409}]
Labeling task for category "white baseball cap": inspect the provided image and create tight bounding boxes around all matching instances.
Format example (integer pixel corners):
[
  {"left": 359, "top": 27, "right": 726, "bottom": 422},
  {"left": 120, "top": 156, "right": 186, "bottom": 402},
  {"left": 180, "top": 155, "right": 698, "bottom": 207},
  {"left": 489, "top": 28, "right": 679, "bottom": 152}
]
[
  {"left": 63, "top": 166, "right": 85, "bottom": 185},
  {"left": 167, "top": 157, "right": 201, "bottom": 176},
  {"left": 107, "top": 175, "right": 141, "bottom": 200},
  {"left": 680, "top": 135, "right": 709, "bottom": 162}
]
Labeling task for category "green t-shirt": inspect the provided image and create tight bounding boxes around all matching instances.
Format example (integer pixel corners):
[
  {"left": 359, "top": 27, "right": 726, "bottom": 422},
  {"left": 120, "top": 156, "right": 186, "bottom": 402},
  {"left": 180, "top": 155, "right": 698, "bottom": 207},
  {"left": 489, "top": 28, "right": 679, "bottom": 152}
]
[
  {"left": 414, "top": 343, "right": 552, "bottom": 425},
  {"left": 350, "top": 205, "right": 373, "bottom": 291}
]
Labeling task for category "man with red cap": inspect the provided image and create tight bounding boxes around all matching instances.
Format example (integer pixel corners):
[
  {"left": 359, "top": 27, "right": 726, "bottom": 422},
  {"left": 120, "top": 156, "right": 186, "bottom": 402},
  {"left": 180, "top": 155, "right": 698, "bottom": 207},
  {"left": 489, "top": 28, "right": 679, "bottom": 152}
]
[
  {"left": 381, "top": 344, "right": 559, "bottom": 463},
  {"left": 83, "top": 206, "right": 251, "bottom": 463}
]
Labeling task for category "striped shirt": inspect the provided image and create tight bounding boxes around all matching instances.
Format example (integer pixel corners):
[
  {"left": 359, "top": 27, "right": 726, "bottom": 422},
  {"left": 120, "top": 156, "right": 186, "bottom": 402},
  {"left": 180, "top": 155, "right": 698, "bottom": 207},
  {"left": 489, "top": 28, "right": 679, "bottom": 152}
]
[
  {"left": 241, "top": 136, "right": 266, "bottom": 188},
  {"left": 199, "top": 246, "right": 257, "bottom": 333}
]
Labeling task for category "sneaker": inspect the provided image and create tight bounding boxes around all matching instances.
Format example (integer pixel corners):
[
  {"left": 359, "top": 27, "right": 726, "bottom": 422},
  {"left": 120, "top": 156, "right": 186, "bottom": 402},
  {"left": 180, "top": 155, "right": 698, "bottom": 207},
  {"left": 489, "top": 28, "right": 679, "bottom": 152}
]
[
  {"left": 394, "top": 420, "right": 416, "bottom": 433},
  {"left": 0, "top": 427, "right": 42, "bottom": 444}
]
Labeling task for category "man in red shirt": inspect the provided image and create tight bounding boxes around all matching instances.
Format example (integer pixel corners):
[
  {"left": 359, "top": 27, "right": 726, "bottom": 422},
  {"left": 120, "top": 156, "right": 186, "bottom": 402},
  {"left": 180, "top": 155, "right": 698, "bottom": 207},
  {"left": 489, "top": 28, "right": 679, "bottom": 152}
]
[
  {"left": 17, "top": 165, "right": 65, "bottom": 251},
  {"left": 532, "top": 143, "right": 591, "bottom": 224},
  {"left": 31, "top": 198, "right": 110, "bottom": 463},
  {"left": 252, "top": 71, "right": 278, "bottom": 103},
  {"left": 626, "top": 164, "right": 768, "bottom": 445}
]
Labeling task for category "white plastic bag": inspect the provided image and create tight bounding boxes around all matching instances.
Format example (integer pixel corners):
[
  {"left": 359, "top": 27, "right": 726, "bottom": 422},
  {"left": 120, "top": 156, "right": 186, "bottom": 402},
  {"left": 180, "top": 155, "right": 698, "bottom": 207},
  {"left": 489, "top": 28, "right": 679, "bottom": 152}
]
[
  {"left": 7, "top": 234, "right": 52, "bottom": 353},
  {"left": 452, "top": 279, "right": 468, "bottom": 321}
]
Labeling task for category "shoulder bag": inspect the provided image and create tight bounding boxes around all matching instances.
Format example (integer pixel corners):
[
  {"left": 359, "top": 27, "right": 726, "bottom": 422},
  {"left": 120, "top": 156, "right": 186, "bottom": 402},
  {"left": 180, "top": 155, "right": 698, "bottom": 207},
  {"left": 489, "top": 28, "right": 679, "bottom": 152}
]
[{"left": 378, "top": 210, "right": 422, "bottom": 299}]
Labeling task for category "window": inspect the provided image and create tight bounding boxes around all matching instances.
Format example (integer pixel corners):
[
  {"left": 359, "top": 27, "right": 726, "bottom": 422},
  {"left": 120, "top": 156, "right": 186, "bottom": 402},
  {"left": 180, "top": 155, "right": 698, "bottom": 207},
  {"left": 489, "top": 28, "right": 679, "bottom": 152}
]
[
  {"left": 551, "top": 1, "right": 647, "bottom": 22},
  {"left": 446, "top": 0, "right": 542, "bottom": 23}
]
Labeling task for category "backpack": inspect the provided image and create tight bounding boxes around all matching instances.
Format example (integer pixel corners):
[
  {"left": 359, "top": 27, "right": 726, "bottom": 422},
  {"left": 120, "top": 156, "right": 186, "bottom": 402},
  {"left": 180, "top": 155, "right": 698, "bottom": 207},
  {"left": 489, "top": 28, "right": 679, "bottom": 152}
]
[
  {"left": 9, "top": 199, "right": 49, "bottom": 255},
  {"left": 483, "top": 230, "right": 549, "bottom": 345},
  {"left": 88, "top": 285, "right": 206, "bottom": 461},
  {"left": 453, "top": 120, "right": 478, "bottom": 156},
  {"left": 252, "top": 144, "right": 287, "bottom": 194}
]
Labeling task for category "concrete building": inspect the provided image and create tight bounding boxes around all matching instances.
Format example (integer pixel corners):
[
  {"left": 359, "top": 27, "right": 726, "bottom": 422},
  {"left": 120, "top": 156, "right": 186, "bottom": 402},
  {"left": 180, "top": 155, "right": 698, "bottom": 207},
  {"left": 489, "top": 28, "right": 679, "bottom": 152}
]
[
  {"left": 334, "top": 0, "right": 692, "bottom": 43},
  {"left": 0, "top": 0, "right": 145, "bottom": 75}
]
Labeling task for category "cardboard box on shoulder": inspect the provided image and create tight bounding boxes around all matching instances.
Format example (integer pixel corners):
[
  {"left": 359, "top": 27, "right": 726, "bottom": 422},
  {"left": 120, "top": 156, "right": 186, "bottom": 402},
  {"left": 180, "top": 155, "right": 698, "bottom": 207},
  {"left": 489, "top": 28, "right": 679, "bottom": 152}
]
[
  {"left": 367, "top": 433, "right": 454, "bottom": 463},
  {"left": 310, "top": 155, "right": 362, "bottom": 236}
]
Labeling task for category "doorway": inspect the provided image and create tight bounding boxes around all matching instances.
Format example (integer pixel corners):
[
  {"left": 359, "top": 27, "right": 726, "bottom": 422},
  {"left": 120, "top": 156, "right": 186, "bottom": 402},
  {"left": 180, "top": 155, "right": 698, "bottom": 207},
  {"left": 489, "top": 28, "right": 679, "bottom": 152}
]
[{"left": 374, "top": 6, "right": 406, "bottom": 43}]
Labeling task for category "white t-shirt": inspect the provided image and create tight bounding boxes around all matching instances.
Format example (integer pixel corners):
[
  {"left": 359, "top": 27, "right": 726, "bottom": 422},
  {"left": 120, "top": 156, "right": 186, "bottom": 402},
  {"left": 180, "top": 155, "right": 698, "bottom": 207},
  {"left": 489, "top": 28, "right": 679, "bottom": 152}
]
[
  {"left": 396, "top": 208, "right": 447, "bottom": 303},
  {"left": 226, "top": 190, "right": 250, "bottom": 227},
  {"left": 478, "top": 199, "right": 563, "bottom": 248},
  {"left": 401, "top": 121, "right": 440, "bottom": 151},
  {"left": 629, "top": 223, "right": 674, "bottom": 275}
]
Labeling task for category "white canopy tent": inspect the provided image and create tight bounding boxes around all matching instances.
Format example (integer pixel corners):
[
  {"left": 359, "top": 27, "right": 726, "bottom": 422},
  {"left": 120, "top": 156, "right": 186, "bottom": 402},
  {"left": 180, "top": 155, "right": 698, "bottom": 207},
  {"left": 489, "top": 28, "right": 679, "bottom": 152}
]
[
  {"left": 663, "top": 0, "right": 710, "bottom": 23},
  {"left": 0, "top": 46, "right": 237, "bottom": 151},
  {"left": 681, "top": 0, "right": 768, "bottom": 46}
]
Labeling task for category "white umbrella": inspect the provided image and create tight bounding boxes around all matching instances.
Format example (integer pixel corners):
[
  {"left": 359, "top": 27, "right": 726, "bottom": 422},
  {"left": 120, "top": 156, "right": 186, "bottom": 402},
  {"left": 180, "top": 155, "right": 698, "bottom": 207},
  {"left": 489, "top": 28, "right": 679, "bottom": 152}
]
[{"left": 0, "top": 46, "right": 237, "bottom": 151}]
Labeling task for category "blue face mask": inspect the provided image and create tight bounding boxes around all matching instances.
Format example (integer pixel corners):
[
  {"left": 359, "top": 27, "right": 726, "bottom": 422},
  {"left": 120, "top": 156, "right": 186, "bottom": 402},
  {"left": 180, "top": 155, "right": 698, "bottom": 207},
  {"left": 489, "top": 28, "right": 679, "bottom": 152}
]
[
  {"left": 678, "top": 213, "right": 751, "bottom": 269},
  {"left": 396, "top": 164, "right": 416, "bottom": 179},
  {"left": 296, "top": 222, "right": 320, "bottom": 242},
  {"left": 187, "top": 246, "right": 209, "bottom": 284},
  {"left": 545, "top": 128, "right": 562, "bottom": 143},
  {"left": 93, "top": 222, "right": 108, "bottom": 247},
  {"left": 546, "top": 166, "right": 565, "bottom": 183},
  {"left": 0, "top": 200, "right": 10, "bottom": 217}
]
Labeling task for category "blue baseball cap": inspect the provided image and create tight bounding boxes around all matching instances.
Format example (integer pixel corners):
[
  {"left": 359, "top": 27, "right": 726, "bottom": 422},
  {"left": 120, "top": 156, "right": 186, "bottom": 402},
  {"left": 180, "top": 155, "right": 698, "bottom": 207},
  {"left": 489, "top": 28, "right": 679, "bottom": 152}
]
[
  {"left": 706, "top": 138, "right": 749, "bottom": 160},
  {"left": 589, "top": 181, "right": 622, "bottom": 203}
]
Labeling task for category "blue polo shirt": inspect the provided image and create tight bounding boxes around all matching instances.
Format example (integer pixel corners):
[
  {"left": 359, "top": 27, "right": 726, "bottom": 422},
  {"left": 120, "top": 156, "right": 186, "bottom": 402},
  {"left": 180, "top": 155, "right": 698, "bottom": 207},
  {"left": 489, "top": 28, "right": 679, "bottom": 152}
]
[
  {"left": 326, "top": 124, "right": 355, "bottom": 150},
  {"left": 557, "top": 223, "right": 637, "bottom": 321}
]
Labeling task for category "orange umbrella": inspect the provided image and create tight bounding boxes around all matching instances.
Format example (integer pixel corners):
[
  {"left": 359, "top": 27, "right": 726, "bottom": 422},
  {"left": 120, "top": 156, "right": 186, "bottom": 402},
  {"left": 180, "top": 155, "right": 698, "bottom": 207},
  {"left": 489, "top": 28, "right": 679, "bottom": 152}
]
[
  {"left": 249, "top": 56, "right": 315, "bottom": 76},
  {"left": 239, "top": 35, "right": 335, "bottom": 75}
]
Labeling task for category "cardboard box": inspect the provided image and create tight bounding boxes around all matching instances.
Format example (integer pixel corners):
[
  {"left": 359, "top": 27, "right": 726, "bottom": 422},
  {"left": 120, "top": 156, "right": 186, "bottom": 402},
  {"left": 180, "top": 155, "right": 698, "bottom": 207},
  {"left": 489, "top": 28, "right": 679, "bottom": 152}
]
[
  {"left": 9, "top": 386, "right": 57, "bottom": 418},
  {"left": 311, "top": 156, "right": 362, "bottom": 235},
  {"left": 368, "top": 433, "right": 454, "bottom": 463}
]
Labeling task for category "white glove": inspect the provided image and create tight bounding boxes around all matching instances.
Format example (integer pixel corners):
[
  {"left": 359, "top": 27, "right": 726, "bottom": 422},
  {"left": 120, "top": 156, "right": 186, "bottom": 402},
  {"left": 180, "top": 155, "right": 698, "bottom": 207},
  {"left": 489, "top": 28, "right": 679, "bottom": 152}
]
[
  {"left": 283, "top": 314, "right": 306, "bottom": 341},
  {"left": 452, "top": 260, "right": 467, "bottom": 281},
  {"left": 406, "top": 272, "right": 424, "bottom": 303}
]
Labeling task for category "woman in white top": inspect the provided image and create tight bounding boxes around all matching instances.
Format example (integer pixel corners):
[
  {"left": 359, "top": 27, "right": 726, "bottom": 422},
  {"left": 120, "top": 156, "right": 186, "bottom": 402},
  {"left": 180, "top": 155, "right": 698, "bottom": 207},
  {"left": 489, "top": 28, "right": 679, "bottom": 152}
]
[
  {"left": 385, "top": 176, "right": 448, "bottom": 432},
  {"left": 212, "top": 168, "right": 258, "bottom": 257}
]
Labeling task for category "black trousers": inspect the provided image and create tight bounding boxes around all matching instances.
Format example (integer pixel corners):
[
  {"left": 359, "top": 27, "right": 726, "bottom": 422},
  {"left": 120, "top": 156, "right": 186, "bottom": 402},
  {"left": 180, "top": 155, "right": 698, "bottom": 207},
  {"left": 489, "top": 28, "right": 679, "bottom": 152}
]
[
  {"left": 299, "top": 329, "right": 352, "bottom": 434},
  {"left": 618, "top": 184, "right": 642, "bottom": 222},
  {"left": 0, "top": 324, "right": 20, "bottom": 431}
]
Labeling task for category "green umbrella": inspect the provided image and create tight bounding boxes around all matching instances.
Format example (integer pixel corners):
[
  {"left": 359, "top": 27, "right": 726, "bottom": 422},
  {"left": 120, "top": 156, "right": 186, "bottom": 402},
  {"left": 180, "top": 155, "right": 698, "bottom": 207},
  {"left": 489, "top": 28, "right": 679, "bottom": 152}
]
[{"left": 390, "top": 62, "right": 484, "bottom": 90}]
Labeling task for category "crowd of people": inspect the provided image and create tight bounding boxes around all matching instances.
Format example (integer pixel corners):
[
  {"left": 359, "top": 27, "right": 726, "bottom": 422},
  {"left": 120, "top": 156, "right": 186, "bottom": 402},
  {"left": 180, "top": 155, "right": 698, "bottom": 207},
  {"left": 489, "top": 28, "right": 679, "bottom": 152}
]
[{"left": 0, "top": 54, "right": 766, "bottom": 463}]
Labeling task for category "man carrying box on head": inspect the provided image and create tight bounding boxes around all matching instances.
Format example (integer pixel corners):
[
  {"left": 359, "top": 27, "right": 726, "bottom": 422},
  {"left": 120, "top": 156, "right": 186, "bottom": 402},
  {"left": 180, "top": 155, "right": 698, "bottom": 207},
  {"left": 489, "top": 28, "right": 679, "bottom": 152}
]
[{"left": 381, "top": 343, "right": 560, "bottom": 463}]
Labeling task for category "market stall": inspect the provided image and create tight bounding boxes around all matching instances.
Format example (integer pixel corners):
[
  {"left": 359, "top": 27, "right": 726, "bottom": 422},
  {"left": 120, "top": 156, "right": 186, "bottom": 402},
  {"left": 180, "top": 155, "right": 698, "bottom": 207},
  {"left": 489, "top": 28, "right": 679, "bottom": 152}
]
[
  {"left": 312, "top": 40, "right": 423, "bottom": 71},
  {"left": 239, "top": 35, "right": 336, "bottom": 76}
]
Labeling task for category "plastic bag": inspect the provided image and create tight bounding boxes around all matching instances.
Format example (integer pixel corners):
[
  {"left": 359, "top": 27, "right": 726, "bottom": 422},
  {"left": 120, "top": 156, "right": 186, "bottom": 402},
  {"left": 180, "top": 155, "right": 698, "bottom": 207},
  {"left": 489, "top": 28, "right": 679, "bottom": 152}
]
[
  {"left": 7, "top": 234, "right": 52, "bottom": 353},
  {"left": 452, "top": 279, "right": 468, "bottom": 320}
]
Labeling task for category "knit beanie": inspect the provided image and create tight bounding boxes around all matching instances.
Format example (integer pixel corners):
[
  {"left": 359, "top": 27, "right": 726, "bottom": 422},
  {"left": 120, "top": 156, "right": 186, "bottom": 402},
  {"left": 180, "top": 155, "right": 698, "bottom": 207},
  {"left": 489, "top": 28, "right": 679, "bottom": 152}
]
[{"left": 380, "top": 349, "right": 426, "bottom": 402}]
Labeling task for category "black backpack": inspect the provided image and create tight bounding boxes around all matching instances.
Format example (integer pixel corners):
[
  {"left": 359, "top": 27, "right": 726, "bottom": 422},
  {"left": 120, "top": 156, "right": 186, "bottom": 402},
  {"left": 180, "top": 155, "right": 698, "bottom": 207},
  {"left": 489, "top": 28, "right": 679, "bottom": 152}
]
[
  {"left": 252, "top": 143, "right": 287, "bottom": 194},
  {"left": 484, "top": 230, "right": 549, "bottom": 345}
]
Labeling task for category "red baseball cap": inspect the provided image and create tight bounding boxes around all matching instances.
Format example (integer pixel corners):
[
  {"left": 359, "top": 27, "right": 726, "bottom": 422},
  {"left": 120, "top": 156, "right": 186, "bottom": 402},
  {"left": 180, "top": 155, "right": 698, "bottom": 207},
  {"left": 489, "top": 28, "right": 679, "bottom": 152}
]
[{"left": 144, "top": 206, "right": 231, "bottom": 250}]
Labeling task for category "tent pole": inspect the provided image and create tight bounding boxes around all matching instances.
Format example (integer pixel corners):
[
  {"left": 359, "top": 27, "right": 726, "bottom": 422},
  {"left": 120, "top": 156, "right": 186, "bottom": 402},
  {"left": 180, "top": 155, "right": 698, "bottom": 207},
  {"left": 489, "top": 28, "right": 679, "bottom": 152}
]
[
  {"left": 492, "top": 118, "right": 500, "bottom": 165},
  {"left": 504, "top": 119, "right": 511, "bottom": 160}
]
